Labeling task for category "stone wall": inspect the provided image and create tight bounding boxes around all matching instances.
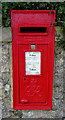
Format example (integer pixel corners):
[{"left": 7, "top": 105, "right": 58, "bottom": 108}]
[
  {"left": 1, "top": 0, "right": 65, "bottom": 2},
  {"left": 1, "top": 27, "right": 65, "bottom": 119}
]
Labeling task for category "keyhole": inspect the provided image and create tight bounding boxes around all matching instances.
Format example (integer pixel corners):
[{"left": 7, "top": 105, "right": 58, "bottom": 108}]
[{"left": 24, "top": 78, "right": 26, "bottom": 80}]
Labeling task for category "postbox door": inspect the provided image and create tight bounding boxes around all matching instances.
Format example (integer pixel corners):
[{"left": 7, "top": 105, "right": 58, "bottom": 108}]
[{"left": 18, "top": 44, "right": 48, "bottom": 104}]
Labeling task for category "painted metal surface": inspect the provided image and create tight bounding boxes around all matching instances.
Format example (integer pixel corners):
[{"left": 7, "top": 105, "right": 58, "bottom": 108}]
[{"left": 11, "top": 10, "right": 56, "bottom": 110}]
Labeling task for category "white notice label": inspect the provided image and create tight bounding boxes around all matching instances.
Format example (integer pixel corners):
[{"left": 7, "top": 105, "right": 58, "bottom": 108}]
[{"left": 25, "top": 52, "right": 41, "bottom": 75}]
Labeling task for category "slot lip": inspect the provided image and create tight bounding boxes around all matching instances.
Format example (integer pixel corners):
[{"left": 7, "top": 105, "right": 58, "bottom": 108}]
[
  {"left": 18, "top": 33, "right": 48, "bottom": 36},
  {"left": 18, "top": 24, "right": 48, "bottom": 27}
]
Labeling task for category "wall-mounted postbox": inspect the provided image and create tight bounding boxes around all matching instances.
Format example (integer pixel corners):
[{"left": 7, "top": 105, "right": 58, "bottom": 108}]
[{"left": 11, "top": 10, "right": 56, "bottom": 110}]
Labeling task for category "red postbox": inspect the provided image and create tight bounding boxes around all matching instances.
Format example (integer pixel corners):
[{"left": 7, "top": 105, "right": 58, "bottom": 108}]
[{"left": 11, "top": 10, "right": 56, "bottom": 110}]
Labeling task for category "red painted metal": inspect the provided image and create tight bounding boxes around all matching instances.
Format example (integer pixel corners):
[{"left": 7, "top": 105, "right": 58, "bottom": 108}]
[{"left": 11, "top": 10, "right": 56, "bottom": 110}]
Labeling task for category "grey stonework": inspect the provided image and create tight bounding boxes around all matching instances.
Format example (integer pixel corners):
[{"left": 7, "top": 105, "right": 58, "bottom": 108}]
[
  {"left": 1, "top": 27, "right": 64, "bottom": 119},
  {"left": 1, "top": 0, "right": 65, "bottom": 2},
  {"left": 63, "top": 52, "right": 65, "bottom": 117}
]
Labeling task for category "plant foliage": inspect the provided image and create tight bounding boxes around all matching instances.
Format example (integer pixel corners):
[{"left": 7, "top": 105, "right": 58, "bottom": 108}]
[
  {"left": 2, "top": 2, "right": 65, "bottom": 27},
  {"left": 2, "top": 2, "right": 65, "bottom": 49}
]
